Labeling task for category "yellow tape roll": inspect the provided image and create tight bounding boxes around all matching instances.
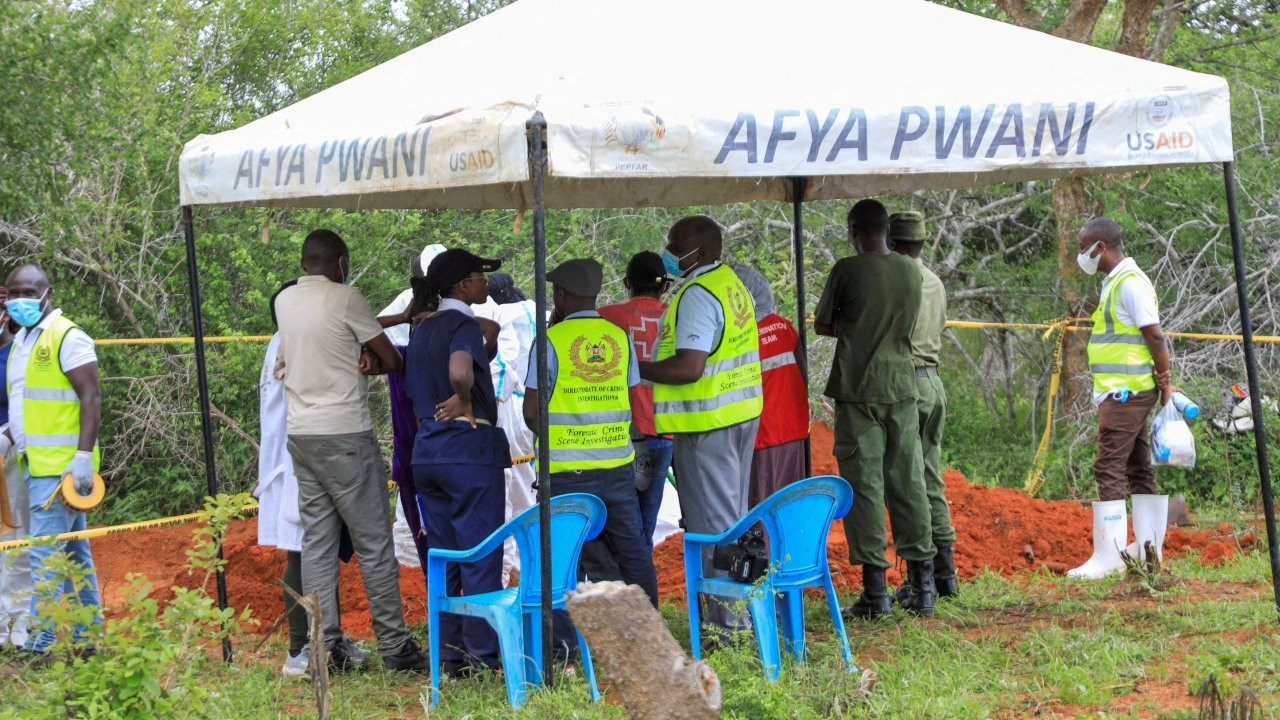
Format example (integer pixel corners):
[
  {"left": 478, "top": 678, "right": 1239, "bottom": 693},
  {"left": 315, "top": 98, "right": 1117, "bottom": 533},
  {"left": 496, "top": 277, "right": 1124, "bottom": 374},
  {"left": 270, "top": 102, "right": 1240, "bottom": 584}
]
[{"left": 61, "top": 472, "right": 105, "bottom": 511}]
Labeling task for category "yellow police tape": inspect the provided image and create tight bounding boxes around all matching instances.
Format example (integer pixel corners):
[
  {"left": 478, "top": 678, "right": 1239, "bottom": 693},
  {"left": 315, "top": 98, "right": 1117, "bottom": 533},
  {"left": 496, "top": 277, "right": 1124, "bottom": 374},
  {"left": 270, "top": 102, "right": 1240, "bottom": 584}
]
[
  {"left": 89, "top": 324, "right": 1280, "bottom": 345},
  {"left": 0, "top": 456, "right": 538, "bottom": 551},
  {"left": 1021, "top": 319, "right": 1082, "bottom": 497}
]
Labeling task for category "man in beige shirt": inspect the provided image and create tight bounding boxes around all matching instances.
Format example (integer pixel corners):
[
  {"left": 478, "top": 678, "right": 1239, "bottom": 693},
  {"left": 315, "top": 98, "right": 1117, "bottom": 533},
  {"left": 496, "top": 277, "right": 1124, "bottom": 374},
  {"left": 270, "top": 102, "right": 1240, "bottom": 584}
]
[
  {"left": 274, "top": 229, "right": 427, "bottom": 673},
  {"left": 889, "top": 211, "right": 959, "bottom": 602}
]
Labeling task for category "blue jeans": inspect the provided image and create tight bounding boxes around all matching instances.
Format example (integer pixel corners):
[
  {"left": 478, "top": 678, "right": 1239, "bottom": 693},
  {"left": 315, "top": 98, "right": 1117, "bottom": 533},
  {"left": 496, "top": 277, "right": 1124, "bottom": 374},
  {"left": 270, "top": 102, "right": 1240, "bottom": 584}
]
[
  {"left": 551, "top": 463, "right": 661, "bottom": 658},
  {"left": 26, "top": 473, "right": 102, "bottom": 653},
  {"left": 636, "top": 437, "right": 673, "bottom": 552}
]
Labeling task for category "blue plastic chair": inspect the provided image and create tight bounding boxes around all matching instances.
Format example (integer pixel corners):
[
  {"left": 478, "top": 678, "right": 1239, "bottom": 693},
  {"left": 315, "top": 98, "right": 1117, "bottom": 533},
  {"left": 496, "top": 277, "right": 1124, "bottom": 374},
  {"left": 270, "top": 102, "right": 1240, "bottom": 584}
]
[
  {"left": 426, "top": 492, "right": 606, "bottom": 709},
  {"left": 683, "top": 475, "right": 856, "bottom": 680}
]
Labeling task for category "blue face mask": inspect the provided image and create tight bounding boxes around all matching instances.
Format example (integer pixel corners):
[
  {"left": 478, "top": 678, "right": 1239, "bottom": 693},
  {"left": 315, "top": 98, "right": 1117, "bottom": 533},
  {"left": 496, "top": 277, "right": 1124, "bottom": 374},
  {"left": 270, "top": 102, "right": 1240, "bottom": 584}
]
[
  {"left": 662, "top": 247, "right": 696, "bottom": 278},
  {"left": 6, "top": 289, "right": 48, "bottom": 328},
  {"left": 340, "top": 258, "right": 351, "bottom": 286}
]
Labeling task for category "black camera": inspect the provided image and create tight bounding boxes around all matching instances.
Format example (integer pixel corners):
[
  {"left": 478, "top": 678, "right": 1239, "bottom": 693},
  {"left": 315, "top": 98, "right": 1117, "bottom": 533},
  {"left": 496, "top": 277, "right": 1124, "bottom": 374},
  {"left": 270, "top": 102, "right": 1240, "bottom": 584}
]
[{"left": 711, "top": 527, "right": 769, "bottom": 583}]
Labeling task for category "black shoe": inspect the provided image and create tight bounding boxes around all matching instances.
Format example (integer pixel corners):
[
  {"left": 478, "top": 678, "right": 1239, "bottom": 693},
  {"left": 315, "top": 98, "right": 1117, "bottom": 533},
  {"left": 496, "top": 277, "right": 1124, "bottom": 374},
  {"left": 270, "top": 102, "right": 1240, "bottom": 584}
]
[
  {"left": 893, "top": 545, "right": 959, "bottom": 605},
  {"left": 900, "top": 560, "right": 937, "bottom": 618},
  {"left": 933, "top": 545, "right": 959, "bottom": 599},
  {"left": 381, "top": 639, "right": 429, "bottom": 673},
  {"left": 327, "top": 641, "right": 368, "bottom": 673},
  {"left": 842, "top": 565, "right": 891, "bottom": 620}
]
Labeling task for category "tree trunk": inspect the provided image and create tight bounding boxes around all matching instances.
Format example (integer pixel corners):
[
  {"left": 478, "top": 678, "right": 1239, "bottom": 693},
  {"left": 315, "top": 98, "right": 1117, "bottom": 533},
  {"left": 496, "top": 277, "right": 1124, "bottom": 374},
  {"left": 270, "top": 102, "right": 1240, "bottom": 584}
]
[
  {"left": 567, "top": 581, "right": 721, "bottom": 720},
  {"left": 1053, "top": 176, "right": 1095, "bottom": 421}
]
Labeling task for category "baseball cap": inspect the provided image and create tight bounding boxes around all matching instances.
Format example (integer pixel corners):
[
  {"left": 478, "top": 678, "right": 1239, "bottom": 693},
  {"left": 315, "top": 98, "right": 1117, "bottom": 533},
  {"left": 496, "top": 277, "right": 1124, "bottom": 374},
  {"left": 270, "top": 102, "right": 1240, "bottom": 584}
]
[
  {"left": 626, "top": 251, "right": 669, "bottom": 286},
  {"left": 425, "top": 249, "right": 501, "bottom": 289},
  {"left": 547, "top": 258, "right": 603, "bottom": 297}
]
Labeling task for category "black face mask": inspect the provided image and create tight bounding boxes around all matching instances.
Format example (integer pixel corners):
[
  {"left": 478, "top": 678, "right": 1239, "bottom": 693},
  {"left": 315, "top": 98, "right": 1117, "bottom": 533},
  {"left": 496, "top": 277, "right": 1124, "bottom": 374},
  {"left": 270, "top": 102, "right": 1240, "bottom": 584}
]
[{"left": 550, "top": 307, "right": 565, "bottom": 326}]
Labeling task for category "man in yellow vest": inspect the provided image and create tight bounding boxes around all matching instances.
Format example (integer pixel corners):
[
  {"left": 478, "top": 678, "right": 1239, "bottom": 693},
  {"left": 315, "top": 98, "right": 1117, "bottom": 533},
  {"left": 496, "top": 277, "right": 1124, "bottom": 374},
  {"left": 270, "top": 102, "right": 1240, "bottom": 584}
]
[
  {"left": 523, "top": 258, "right": 658, "bottom": 606},
  {"left": 640, "top": 216, "right": 763, "bottom": 642},
  {"left": 1, "top": 264, "right": 102, "bottom": 660},
  {"left": 1069, "top": 217, "right": 1174, "bottom": 579}
]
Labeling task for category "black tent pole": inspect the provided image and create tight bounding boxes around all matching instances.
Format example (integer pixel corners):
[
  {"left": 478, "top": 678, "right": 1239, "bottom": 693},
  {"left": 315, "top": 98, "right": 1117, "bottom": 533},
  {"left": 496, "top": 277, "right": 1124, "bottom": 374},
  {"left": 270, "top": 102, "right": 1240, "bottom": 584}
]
[
  {"left": 790, "top": 177, "right": 812, "bottom": 477},
  {"left": 1222, "top": 162, "right": 1280, "bottom": 617},
  {"left": 181, "top": 205, "right": 233, "bottom": 663},
  {"left": 526, "top": 112, "right": 554, "bottom": 685}
]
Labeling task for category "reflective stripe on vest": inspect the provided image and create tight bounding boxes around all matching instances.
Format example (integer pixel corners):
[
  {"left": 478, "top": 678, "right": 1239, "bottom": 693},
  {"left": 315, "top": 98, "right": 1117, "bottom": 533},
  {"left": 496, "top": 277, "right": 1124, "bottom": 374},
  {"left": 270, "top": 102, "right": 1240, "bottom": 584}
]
[
  {"left": 18, "top": 314, "right": 101, "bottom": 477},
  {"left": 1087, "top": 270, "right": 1157, "bottom": 394},
  {"left": 545, "top": 317, "right": 635, "bottom": 474},
  {"left": 652, "top": 265, "right": 763, "bottom": 434}
]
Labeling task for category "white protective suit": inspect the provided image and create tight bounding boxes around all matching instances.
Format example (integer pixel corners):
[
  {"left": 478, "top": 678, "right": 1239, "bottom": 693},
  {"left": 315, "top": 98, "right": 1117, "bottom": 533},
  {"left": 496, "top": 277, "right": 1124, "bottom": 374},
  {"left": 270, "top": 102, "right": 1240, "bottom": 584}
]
[
  {"left": 0, "top": 426, "right": 31, "bottom": 648},
  {"left": 473, "top": 296, "right": 538, "bottom": 586}
]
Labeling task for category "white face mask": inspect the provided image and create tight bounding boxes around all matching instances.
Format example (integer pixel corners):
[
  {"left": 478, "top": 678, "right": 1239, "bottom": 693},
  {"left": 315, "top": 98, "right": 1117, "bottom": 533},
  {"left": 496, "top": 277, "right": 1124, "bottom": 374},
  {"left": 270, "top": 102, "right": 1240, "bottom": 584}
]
[{"left": 1076, "top": 241, "right": 1103, "bottom": 275}]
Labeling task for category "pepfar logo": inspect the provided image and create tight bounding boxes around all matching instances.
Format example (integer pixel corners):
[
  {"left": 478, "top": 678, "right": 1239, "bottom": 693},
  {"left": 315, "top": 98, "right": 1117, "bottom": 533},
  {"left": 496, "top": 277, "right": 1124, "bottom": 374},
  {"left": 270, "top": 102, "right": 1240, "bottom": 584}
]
[
  {"left": 1126, "top": 95, "right": 1195, "bottom": 154},
  {"left": 1146, "top": 95, "right": 1175, "bottom": 126}
]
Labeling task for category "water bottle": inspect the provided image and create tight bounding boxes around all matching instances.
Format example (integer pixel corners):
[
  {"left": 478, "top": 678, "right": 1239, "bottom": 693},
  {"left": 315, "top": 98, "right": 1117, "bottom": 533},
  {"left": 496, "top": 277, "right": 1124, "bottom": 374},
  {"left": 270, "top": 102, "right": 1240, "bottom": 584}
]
[
  {"left": 1153, "top": 443, "right": 1172, "bottom": 463},
  {"left": 1112, "top": 387, "right": 1131, "bottom": 403},
  {"left": 1171, "top": 391, "right": 1200, "bottom": 419}
]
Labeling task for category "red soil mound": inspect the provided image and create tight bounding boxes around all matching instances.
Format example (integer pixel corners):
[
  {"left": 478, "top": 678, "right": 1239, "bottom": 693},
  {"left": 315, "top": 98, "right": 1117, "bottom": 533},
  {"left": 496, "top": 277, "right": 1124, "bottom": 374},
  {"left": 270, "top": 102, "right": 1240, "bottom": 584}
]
[{"left": 91, "top": 422, "right": 1243, "bottom": 638}]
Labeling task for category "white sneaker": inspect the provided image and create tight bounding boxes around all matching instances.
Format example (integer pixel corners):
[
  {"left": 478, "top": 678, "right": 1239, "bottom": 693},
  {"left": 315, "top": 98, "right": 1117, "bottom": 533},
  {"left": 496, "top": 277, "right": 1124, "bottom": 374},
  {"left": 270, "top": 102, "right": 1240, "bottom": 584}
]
[{"left": 282, "top": 648, "right": 309, "bottom": 677}]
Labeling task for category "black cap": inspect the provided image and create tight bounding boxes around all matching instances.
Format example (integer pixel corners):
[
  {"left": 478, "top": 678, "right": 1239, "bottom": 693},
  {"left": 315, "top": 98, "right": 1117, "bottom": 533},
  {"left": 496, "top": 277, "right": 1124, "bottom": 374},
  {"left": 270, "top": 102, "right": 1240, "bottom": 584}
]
[
  {"left": 425, "top": 249, "right": 501, "bottom": 289},
  {"left": 547, "top": 258, "right": 603, "bottom": 297},
  {"left": 626, "top": 251, "right": 669, "bottom": 286}
]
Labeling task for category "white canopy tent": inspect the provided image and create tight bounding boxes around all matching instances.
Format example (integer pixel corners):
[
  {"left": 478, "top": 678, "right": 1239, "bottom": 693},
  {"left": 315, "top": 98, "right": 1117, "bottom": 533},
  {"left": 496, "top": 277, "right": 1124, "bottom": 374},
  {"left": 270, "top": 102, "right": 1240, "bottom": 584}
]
[
  {"left": 176, "top": 0, "right": 1276, "bottom": 670},
  {"left": 180, "top": 0, "right": 1233, "bottom": 209}
]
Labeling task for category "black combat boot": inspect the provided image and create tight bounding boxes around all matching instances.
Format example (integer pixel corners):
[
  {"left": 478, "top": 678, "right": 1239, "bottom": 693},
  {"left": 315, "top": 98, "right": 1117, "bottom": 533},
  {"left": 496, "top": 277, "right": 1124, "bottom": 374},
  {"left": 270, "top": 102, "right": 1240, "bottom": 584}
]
[
  {"left": 933, "top": 544, "right": 959, "bottom": 599},
  {"left": 899, "top": 559, "right": 936, "bottom": 618},
  {"left": 842, "top": 565, "right": 891, "bottom": 620}
]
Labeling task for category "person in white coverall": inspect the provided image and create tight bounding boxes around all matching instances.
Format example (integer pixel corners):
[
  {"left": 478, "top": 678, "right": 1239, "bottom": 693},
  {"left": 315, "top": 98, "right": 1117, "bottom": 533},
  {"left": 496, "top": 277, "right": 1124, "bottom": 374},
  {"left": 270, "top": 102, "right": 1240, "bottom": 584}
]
[
  {"left": 472, "top": 273, "right": 537, "bottom": 585},
  {"left": 0, "top": 298, "right": 32, "bottom": 650},
  {"left": 380, "top": 245, "right": 445, "bottom": 568}
]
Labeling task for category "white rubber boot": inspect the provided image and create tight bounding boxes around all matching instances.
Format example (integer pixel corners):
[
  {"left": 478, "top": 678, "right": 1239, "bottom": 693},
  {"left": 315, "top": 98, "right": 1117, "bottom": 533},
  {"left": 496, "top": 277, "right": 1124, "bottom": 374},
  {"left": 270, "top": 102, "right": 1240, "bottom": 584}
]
[
  {"left": 1067, "top": 500, "right": 1128, "bottom": 579},
  {"left": 1130, "top": 494, "right": 1169, "bottom": 565}
]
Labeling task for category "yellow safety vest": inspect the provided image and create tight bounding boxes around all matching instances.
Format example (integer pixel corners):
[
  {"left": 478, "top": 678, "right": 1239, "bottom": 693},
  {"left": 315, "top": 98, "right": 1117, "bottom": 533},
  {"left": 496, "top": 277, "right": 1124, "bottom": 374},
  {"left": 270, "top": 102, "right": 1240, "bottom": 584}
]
[
  {"left": 12, "top": 314, "right": 101, "bottom": 477},
  {"left": 1087, "top": 270, "right": 1157, "bottom": 394},
  {"left": 546, "top": 316, "right": 635, "bottom": 473},
  {"left": 653, "top": 264, "right": 763, "bottom": 433}
]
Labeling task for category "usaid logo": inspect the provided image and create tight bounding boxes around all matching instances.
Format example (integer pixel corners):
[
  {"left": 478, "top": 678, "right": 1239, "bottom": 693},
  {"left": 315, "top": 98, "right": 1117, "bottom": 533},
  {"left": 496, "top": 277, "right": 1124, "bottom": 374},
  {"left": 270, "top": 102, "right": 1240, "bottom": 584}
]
[{"left": 1146, "top": 96, "right": 1175, "bottom": 126}]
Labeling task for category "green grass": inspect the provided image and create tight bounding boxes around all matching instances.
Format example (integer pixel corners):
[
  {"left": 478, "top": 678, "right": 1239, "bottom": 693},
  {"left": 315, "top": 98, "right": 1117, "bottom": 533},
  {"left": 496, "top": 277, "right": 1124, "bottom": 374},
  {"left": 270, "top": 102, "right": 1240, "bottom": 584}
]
[{"left": 3, "top": 555, "right": 1278, "bottom": 719}]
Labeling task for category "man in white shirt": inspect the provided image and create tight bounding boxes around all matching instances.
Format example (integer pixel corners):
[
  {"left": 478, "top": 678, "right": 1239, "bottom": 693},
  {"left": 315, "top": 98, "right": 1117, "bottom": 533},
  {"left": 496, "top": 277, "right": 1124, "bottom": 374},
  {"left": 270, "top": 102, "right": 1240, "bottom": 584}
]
[
  {"left": 1069, "top": 217, "right": 1175, "bottom": 579},
  {"left": 274, "top": 230, "right": 427, "bottom": 672},
  {"left": 0, "top": 264, "right": 102, "bottom": 660}
]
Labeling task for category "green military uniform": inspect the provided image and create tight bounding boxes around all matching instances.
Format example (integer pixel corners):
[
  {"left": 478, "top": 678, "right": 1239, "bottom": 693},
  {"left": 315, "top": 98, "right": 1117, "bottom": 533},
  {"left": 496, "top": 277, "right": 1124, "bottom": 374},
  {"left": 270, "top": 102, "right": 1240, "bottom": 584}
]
[
  {"left": 816, "top": 252, "right": 933, "bottom": 569},
  {"left": 910, "top": 258, "right": 956, "bottom": 547}
]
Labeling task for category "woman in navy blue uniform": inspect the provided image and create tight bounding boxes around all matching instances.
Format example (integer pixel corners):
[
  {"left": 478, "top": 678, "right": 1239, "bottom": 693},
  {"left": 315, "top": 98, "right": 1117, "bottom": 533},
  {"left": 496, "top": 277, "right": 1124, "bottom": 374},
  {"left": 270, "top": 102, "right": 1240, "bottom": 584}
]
[{"left": 405, "top": 249, "right": 511, "bottom": 676}]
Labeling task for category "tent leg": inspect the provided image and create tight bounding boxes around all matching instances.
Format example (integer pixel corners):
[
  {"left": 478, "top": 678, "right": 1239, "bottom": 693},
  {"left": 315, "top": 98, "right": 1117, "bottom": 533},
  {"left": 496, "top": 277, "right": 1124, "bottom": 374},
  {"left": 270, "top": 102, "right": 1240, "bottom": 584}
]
[
  {"left": 181, "top": 205, "right": 233, "bottom": 663},
  {"left": 526, "top": 113, "right": 554, "bottom": 686},
  {"left": 791, "top": 177, "right": 812, "bottom": 477},
  {"left": 1223, "top": 162, "right": 1280, "bottom": 619}
]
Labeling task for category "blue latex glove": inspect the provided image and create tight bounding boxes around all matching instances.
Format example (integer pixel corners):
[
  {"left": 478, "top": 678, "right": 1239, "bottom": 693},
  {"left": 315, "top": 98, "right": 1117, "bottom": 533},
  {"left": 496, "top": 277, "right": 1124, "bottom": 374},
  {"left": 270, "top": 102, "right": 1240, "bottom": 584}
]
[{"left": 65, "top": 451, "right": 95, "bottom": 495}]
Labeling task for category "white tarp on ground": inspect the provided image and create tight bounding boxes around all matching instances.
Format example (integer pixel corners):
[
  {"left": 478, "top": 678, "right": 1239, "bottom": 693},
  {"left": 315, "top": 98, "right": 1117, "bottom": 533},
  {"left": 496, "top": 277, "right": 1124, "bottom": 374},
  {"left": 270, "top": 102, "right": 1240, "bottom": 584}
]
[{"left": 179, "top": 0, "right": 1233, "bottom": 210}]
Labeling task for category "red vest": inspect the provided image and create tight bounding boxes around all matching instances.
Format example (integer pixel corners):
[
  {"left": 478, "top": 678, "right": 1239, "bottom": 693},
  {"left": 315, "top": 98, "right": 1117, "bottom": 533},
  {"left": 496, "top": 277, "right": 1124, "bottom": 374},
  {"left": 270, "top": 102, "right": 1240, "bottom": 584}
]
[
  {"left": 598, "top": 296, "right": 667, "bottom": 437},
  {"left": 755, "top": 313, "right": 809, "bottom": 449}
]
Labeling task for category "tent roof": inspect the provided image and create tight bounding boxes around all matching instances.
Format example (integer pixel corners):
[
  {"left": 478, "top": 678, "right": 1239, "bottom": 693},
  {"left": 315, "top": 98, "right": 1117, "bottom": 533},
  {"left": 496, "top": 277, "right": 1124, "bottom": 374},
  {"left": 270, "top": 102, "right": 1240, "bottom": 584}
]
[{"left": 178, "top": 0, "right": 1232, "bottom": 209}]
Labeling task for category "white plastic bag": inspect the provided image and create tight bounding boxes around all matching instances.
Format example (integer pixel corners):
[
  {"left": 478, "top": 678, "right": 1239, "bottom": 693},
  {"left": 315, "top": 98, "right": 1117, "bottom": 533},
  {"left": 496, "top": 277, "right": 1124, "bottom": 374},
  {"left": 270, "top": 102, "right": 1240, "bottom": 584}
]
[{"left": 1151, "top": 400, "right": 1196, "bottom": 468}]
